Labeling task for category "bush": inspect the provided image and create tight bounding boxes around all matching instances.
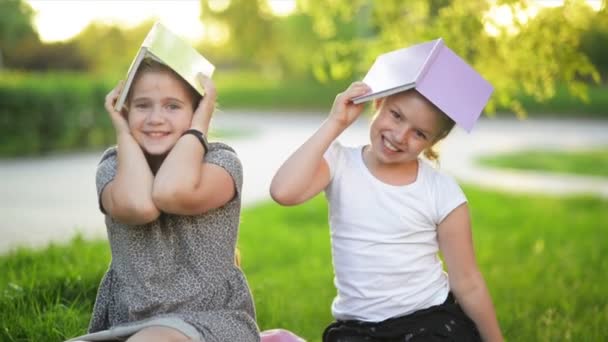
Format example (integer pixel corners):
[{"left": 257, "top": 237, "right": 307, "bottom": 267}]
[{"left": 0, "top": 71, "right": 113, "bottom": 156}]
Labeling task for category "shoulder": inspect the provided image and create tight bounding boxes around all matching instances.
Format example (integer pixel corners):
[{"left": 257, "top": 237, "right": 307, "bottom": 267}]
[
  {"left": 205, "top": 142, "right": 243, "bottom": 188},
  {"left": 208, "top": 142, "right": 237, "bottom": 155},
  {"left": 206, "top": 142, "right": 240, "bottom": 166},
  {"left": 98, "top": 146, "right": 117, "bottom": 165},
  {"left": 325, "top": 141, "right": 362, "bottom": 162},
  {"left": 418, "top": 159, "right": 463, "bottom": 195}
]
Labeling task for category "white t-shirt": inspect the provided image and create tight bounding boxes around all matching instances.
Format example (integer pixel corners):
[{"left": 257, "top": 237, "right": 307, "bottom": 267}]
[{"left": 323, "top": 141, "right": 467, "bottom": 322}]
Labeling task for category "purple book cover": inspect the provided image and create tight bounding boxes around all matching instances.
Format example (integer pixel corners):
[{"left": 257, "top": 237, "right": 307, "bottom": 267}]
[{"left": 353, "top": 38, "right": 493, "bottom": 132}]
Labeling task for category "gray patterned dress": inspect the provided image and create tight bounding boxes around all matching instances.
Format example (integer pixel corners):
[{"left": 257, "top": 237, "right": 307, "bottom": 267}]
[{"left": 70, "top": 143, "right": 259, "bottom": 342}]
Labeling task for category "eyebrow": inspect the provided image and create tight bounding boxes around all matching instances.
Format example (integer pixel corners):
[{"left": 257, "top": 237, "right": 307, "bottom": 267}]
[{"left": 132, "top": 97, "right": 186, "bottom": 104}]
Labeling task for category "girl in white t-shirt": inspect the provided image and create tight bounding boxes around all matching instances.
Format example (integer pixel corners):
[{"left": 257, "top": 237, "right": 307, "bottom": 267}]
[{"left": 270, "top": 83, "right": 503, "bottom": 342}]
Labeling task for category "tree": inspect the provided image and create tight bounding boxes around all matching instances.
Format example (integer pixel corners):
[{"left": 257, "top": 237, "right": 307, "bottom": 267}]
[
  {"left": 200, "top": 0, "right": 276, "bottom": 68},
  {"left": 71, "top": 20, "right": 154, "bottom": 77},
  {"left": 299, "top": 0, "right": 602, "bottom": 116},
  {"left": 0, "top": 0, "right": 37, "bottom": 69}
]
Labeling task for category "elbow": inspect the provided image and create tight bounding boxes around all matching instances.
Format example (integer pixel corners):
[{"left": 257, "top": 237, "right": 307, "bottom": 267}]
[
  {"left": 152, "top": 185, "right": 180, "bottom": 213},
  {"left": 152, "top": 185, "right": 204, "bottom": 215},
  {"left": 269, "top": 183, "right": 298, "bottom": 206},
  {"left": 113, "top": 200, "right": 160, "bottom": 225},
  {"left": 269, "top": 179, "right": 284, "bottom": 204}
]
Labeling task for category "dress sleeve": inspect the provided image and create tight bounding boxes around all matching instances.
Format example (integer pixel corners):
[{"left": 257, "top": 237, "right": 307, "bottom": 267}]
[
  {"left": 433, "top": 171, "right": 467, "bottom": 224},
  {"left": 205, "top": 143, "right": 243, "bottom": 198},
  {"left": 323, "top": 140, "right": 344, "bottom": 181},
  {"left": 95, "top": 147, "right": 118, "bottom": 214}
]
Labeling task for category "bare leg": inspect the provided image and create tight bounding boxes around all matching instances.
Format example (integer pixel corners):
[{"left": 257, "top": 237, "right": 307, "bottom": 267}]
[{"left": 126, "top": 326, "right": 195, "bottom": 342}]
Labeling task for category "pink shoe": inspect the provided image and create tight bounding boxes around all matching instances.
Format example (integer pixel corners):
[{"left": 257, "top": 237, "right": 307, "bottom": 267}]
[{"left": 260, "top": 329, "right": 306, "bottom": 342}]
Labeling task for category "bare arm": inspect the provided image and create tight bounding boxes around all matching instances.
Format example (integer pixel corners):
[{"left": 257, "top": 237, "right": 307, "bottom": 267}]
[
  {"left": 270, "top": 82, "right": 371, "bottom": 206},
  {"left": 438, "top": 203, "right": 504, "bottom": 342},
  {"left": 153, "top": 75, "right": 235, "bottom": 215},
  {"left": 101, "top": 82, "right": 160, "bottom": 225}
]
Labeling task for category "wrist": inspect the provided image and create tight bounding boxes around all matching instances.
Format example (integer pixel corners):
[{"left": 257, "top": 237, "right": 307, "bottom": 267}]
[
  {"left": 182, "top": 129, "right": 209, "bottom": 153},
  {"left": 189, "top": 124, "right": 208, "bottom": 136},
  {"left": 325, "top": 116, "right": 349, "bottom": 133}
]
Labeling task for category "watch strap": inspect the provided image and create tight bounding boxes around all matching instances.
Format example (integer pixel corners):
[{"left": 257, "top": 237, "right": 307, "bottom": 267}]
[{"left": 182, "top": 129, "right": 209, "bottom": 153}]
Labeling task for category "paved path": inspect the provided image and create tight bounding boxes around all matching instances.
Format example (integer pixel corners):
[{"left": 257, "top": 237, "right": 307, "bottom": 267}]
[{"left": 1, "top": 111, "right": 607, "bottom": 254}]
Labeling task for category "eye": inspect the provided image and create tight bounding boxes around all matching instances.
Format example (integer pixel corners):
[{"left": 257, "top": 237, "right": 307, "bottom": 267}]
[
  {"left": 414, "top": 130, "right": 428, "bottom": 140},
  {"left": 166, "top": 103, "right": 181, "bottom": 110},
  {"left": 134, "top": 102, "right": 150, "bottom": 109},
  {"left": 390, "top": 110, "right": 401, "bottom": 120}
]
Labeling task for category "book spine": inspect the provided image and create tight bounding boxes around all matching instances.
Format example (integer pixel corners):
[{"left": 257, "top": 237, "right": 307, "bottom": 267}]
[{"left": 413, "top": 38, "right": 443, "bottom": 84}]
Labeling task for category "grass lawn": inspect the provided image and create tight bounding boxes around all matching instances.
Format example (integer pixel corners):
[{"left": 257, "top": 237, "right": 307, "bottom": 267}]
[
  {"left": 1, "top": 188, "right": 607, "bottom": 341},
  {"left": 478, "top": 148, "right": 608, "bottom": 177}
]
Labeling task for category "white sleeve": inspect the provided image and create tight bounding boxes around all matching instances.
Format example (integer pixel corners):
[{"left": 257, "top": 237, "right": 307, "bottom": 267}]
[
  {"left": 323, "top": 141, "right": 344, "bottom": 181},
  {"left": 433, "top": 172, "right": 467, "bottom": 224}
]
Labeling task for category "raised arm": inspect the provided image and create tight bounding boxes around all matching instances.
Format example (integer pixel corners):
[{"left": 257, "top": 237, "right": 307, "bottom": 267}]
[
  {"left": 152, "top": 75, "right": 235, "bottom": 215},
  {"left": 101, "top": 82, "right": 160, "bottom": 225},
  {"left": 438, "top": 204, "right": 504, "bottom": 342},
  {"left": 270, "top": 82, "right": 371, "bottom": 206}
]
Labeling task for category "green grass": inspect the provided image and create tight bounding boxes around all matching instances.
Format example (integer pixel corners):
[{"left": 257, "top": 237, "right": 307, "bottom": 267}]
[
  {"left": 511, "top": 84, "right": 608, "bottom": 118},
  {"left": 2, "top": 188, "right": 607, "bottom": 341},
  {"left": 478, "top": 148, "right": 608, "bottom": 177}
]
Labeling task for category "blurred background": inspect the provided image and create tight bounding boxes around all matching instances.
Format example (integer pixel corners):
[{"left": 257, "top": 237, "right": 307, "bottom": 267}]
[
  {"left": 0, "top": 0, "right": 606, "bottom": 157},
  {"left": 1, "top": 1, "right": 607, "bottom": 341}
]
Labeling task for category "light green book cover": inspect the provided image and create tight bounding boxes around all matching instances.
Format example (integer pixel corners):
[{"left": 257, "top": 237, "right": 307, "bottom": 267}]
[{"left": 114, "top": 22, "right": 215, "bottom": 111}]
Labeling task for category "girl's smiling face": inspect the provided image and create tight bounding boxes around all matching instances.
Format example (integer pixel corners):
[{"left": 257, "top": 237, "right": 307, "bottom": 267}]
[
  {"left": 368, "top": 90, "right": 446, "bottom": 167},
  {"left": 127, "top": 70, "right": 195, "bottom": 157}
]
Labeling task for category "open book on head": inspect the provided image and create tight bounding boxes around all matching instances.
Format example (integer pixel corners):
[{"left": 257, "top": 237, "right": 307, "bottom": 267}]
[
  {"left": 353, "top": 38, "right": 493, "bottom": 132},
  {"left": 114, "top": 22, "right": 215, "bottom": 112}
]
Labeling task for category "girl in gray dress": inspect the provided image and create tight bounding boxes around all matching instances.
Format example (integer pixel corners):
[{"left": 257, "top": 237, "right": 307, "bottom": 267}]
[{"left": 67, "top": 58, "right": 259, "bottom": 342}]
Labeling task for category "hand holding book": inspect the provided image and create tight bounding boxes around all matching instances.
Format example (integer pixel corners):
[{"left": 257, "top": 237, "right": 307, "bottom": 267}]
[
  {"left": 114, "top": 22, "right": 215, "bottom": 112},
  {"left": 104, "top": 80, "right": 130, "bottom": 135},
  {"left": 352, "top": 38, "right": 493, "bottom": 132},
  {"left": 328, "top": 81, "right": 371, "bottom": 130},
  {"left": 190, "top": 73, "right": 217, "bottom": 135}
]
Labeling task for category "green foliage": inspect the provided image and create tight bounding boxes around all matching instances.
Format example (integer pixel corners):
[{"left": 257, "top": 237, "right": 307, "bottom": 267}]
[
  {"left": 0, "top": 0, "right": 36, "bottom": 47},
  {"left": 580, "top": 4, "right": 608, "bottom": 79},
  {"left": 478, "top": 148, "right": 608, "bottom": 177},
  {"left": 0, "top": 71, "right": 114, "bottom": 156},
  {"left": 0, "top": 0, "right": 37, "bottom": 68},
  {"left": 214, "top": 70, "right": 349, "bottom": 110},
  {"left": 1, "top": 189, "right": 607, "bottom": 341},
  {"left": 299, "top": 0, "right": 603, "bottom": 117},
  {"left": 71, "top": 20, "right": 154, "bottom": 78}
]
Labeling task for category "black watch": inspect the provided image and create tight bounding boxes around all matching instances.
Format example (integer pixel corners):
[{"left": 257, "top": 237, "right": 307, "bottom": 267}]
[{"left": 182, "top": 129, "right": 209, "bottom": 153}]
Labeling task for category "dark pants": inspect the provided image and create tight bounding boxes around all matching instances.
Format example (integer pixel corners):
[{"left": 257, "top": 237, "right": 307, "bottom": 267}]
[{"left": 322, "top": 293, "right": 481, "bottom": 342}]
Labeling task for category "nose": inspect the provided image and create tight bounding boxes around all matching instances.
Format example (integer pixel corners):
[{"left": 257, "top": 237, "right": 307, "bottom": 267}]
[
  {"left": 394, "top": 124, "right": 411, "bottom": 144},
  {"left": 146, "top": 106, "right": 164, "bottom": 125}
]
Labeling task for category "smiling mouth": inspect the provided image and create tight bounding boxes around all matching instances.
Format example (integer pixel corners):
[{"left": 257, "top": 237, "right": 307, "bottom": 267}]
[
  {"left": 382, "top": 136, "right": 402, "bottom": 152},
  {"left": 145, "top": 132, "right": 170, "bottom": 138}
]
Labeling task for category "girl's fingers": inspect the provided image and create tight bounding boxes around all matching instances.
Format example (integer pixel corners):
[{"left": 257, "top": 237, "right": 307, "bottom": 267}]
[
  {"left": 197, "top": 73, "right": 216, "bottom": 99},
  {"left": 105, "top": 81, "right": 125, "bottom": 113},
  {"left": 195, "top": 73, "right": 217, "bottom": 115},
  {"left": 346, "top": 82, "right": 371, "bottom": 99}
]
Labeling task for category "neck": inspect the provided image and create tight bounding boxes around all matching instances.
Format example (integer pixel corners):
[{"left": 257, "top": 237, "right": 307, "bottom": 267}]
[
  {"left": 145, "top": 153, "right": 166, "bottom": 174},
  {"left": 362, "top": 145, "right": 419, "bottom": 186}
]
